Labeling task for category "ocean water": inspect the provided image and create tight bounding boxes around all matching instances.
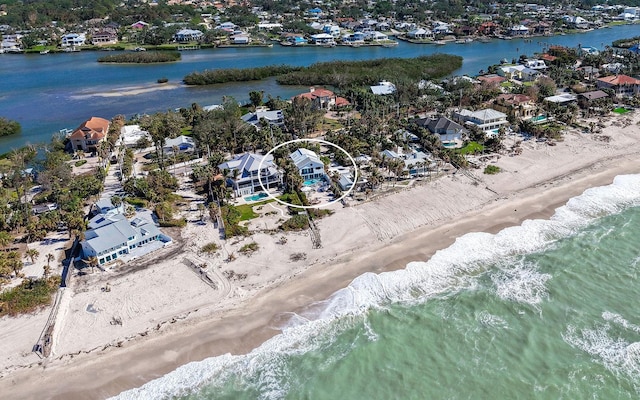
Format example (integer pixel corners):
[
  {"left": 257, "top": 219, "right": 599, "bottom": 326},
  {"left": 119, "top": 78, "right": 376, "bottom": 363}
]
[{"left": 114, "top": 174, "right": 640, "bottom": 400}]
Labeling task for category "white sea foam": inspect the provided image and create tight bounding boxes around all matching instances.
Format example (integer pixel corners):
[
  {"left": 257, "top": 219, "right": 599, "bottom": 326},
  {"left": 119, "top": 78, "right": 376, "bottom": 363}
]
[
  {"left": 491, "top": 259, "right": 551, "bottom": 305},
  {"left": 112, "top": 174, "right": 640, "bottom": 400},
  {"left": 563, "top": 322, "right": 640, "bottom": 381}
]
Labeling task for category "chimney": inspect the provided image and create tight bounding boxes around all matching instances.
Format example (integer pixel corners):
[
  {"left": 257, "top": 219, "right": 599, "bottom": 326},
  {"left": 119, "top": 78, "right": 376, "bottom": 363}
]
[{"left": 309, "top": 87, "right": 315, "bottom": 93}]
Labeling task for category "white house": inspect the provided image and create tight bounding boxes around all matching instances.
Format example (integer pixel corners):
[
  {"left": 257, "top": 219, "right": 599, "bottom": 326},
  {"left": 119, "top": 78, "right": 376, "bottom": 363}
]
[
  {"left": 310, "top": 33, "right": 336, "bottom": 45},
  {"left": 508, "top": 25, "right": 529, "bottom": 36},
  {"left": 290, "top": 148, "right": 326, "bottom": 181},
  {"left": 452, "top": 108, "right": 508, "bottom": 136},
  {"left": 365, "top": 31, "right": 388, "bottom": 42},
  {"left": 174, "top": 29, "right": 203, "bottom": 42},
  {"left": 407, "top": 28, "right": 433, "bottom": 39},
  {"left": 218, "top": 153, "right": 281, "bottom": 196},
  {"left": 117, "top": 125, "right": 151, "bottom": 148},
  {"left": 61, "top": 33, "right": 86, "bottom": 47},
  {"left": 241, "top": 109, "right": 285, "bottom": 129},
  {"left": 163, "top": 135, "right": 195, "bottom": 154},
  {"left": 322, "top": 25, "right": 341, "bottom": 37},
  {"left": 232, "top": 34, "right": 250, "bottom": 45},
  {"left": 81, "top": 212, "right": 170, "bottom": 265},
  {"left": 522, "top": 59, "right": 547, "bottom": 70}
]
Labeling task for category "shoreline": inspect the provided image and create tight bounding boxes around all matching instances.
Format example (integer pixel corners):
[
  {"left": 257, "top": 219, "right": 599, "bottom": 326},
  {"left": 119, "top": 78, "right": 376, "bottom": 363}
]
[{"left": 2, "top": 144, "right": 639, "bottom": 399}]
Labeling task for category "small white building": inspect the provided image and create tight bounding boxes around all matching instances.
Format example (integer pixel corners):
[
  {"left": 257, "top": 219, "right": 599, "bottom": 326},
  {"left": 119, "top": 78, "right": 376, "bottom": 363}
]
[
  {"left": 290, "top": 148, "right": 326, "bottom": 181},
  {"left": 118, "top": 125, "right": 151, "bottom": 148},
  {"left": 174, "top": 29, "right": 203, "bottom": 42},
  {"left": 371, "top": 80, "right": 397, "bottom": 95}
]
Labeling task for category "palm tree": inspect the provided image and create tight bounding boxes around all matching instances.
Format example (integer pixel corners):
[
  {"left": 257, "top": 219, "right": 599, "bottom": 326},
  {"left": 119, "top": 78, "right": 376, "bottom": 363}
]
[
  {"left": 83, "top": 256, "right": 99, "bottom": 273},
  {"left": 7, "top": 251, "right": 23, "bottom": 277},
  {"left": 25, "top": 248, "right": 39, "bottom": 264},
  {"left": 0, "top": 231, "right": 12, "bottom": 248}
]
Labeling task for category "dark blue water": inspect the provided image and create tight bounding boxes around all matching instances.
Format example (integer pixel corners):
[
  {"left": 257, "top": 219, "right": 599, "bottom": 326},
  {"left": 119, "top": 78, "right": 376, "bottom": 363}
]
[{"left": 0, "top": 25, "right": 637, "bottom": 154}]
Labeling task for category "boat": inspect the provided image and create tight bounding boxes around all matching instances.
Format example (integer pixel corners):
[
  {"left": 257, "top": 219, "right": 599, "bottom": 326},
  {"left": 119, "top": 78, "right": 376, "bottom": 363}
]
[
  {"left": 455, "top": 39, "right": 465, "bottom": 44},
  {"left": 39, "top": 49, "right": 50, "bottom": 54},
  {"left": 63, "top": 47, "right": 80, "bottom": 52},
  {"left": 382, "top": 42, "right": 398, "bottom": 47},
  {"left": 434, "top": 40, "right": 446, "bottom": 45},
  {"left": 465, "top": 38, "right": 473, "bottom": 43}
]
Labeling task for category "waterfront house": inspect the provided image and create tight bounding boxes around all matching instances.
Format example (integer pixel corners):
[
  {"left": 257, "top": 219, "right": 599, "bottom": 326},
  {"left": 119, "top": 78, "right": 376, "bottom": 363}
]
[
  {"left": 508, "top": 25, "right": 529, "bottom": 36},
  {"left": 414, "top": 116, "right": 467, "bottom": 148},
  {"left": 310, "top": 33, "right": 336, "bottom": 46},
  {"left": 381, "top": 148, "right": 433, "bottom": 177},
  {"left": 478, "top": 21, "right": 499, "bottom": 35},
  {"left": 232, "top": 34, "right": 250, "bottom": 45},
  {"left": 365, "top": 31, "right": 389, "bottom": 42},
  {"left": 432, "top": 22, "right": 452, "bottom": 35},
  {"left": 452, "top": 109, "right": 508, "bottom": 136},
  {"left": 61, "top": 33, "right": 86, "bottom": 47},
  {"left": 218, "top": 153, "right": 281, "bottom": 196},
  {"left": 118, "top": 125, "right": 151, "bottom": 148},
  {"left": 81, "top": 212, "right": 170, "bottom": 265},
  {"left": 293, "top": 87, "right": 350, "bottom": 110},
  {"left": 286, "top": 35, "right": 308, "bottom": 46},
  {"left": 493, "top": 94, "right": 537, "bottom": 120},
  {"left": 370, "top": 81, "right": 396, "bottom": 95},
  {"left": 241, "top": 109, "right": 285, "bottom": 129},
  {"left": 91, "top": 31, "right": 117, "bottom": 45},
  {"left": 174, "top": 29, "right": 203, "bottom": 42},
  {"left": 522, "top": 59, "right": 547, "bottom": 71},
  {"left": 163, "top": 135, "right": 195, "bottom": 155},
  {"left": 407, "top": 28, "right": 433, "bottom": 40},
  {"left": 563, "top": 16, "right": 590, "bottom": 29},
  {"left": 290, "top": 148, "right": 326, "bottom": 181},
  {"left": 596, "top": 75, "right": 640, "bottom": 97},
  {"left": 322, "top": 25, "right": 341, "bottom": 37},
  {"left": 69, "top": 117, "right": 110, "bottom": 152}
]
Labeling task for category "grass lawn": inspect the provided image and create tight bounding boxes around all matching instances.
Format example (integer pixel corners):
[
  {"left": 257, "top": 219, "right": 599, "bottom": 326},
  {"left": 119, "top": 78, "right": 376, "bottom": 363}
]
[
  {"left": 236, "top": 199, "right": 273, "bottom": 221},
  {"left": 457, "top": 141, "right": 484, "bottom": 155},
  {"left": 321, "top": 117, "right": 344, "bottom": 131},
  {"left": 613, "top": 107, "right": 630, "bottom": 114}
]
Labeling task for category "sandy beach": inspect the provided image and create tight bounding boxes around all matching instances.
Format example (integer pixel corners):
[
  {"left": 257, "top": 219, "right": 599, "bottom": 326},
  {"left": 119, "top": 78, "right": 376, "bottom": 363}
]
[{"left": 1, "top": 112, "right": 639, "bottom": 399}]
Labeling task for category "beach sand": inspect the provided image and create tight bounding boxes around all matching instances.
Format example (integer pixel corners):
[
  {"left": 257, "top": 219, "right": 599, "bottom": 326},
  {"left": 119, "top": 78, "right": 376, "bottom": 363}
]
[{"left": 1, "top": 112, "right": 639, "bottom": 399}]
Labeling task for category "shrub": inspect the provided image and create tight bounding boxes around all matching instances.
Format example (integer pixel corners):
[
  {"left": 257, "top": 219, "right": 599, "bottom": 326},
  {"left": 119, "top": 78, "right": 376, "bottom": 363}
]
[
  {"left": 201, "top": 242, "right": 219, "bottom": 253},
  {"left": 484, "top": 165, "right": 501, "bottom": 175},
  {"left": 74, "top": 160, "right": 87, "bottom": 167},
  {"left": 280, "top": 214, "right": 309, "bottom": 231},
  {"left": 239, "top": 242, "right": 259, "bottom": 255},
  {"left": 98, "top": 51, "right": 181, "bottom": 63},
  {"left": 0, "top": 277, "right": 60, "bottom": 317},
  {"left": 158, "top": 218, "right": 187, "bottom": 227}
]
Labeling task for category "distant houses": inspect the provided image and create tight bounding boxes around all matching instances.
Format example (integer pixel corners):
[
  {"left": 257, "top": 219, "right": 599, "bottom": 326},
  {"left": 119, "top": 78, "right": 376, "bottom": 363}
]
[{"left": 218, "top": 153, "right": 281, "bottom": 196}]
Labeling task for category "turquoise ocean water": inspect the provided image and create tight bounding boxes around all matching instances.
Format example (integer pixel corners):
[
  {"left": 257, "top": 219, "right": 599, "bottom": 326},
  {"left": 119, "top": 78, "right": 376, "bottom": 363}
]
[{"left": 114, "top": 174, "right": 640, "bottom": 400}]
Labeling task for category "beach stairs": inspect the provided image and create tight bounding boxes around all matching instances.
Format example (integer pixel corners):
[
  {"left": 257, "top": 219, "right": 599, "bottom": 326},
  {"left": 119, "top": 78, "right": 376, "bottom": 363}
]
[{"left": 305, "top": 212, "right": 322, "bottom": 249}]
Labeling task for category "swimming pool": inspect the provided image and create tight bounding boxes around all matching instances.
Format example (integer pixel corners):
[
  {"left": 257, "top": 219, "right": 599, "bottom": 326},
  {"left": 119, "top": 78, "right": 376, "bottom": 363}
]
[
  {"left": 243, "top": 192, "right": 268, "bottom": 202},
  {"left": 303, "top": 178, "right": 322, "bottom": 186},
  {"left": 530, "top": 115, "right": 547, "bottom": 122}
]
